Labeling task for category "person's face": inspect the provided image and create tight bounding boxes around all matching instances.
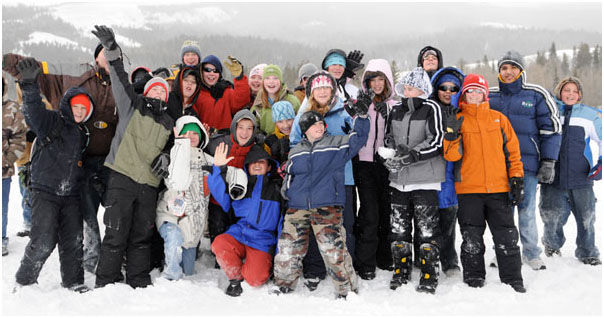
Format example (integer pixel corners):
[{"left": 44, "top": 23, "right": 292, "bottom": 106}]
[
  {"left": 71, "top": 104, "right": 88, "bottom": 123},
  {"left": 305, "top": 121, "right": 325, "bottom": 142},
  {"left": 276, "top": 118, "right": 294, "bottom": 135},
  {"left": 560, "top": 82, "right": 580, "bottom": 105},
  {"left": 403, "top": 85, "right": 424, "bottom": 98},
  {"left": 182, "top": 52, "right": 199, "bottom": 66},
  {"left": 312, "top": 87, "right": 332, "bottom": 106},
  {"left": 263, "top": 75, "right": 281, "bottom": 96},
  {"left": 327, "top": 64, "right": 345, "bottom": 80},
  {"left": 202, "top": 64, "right": 220, "bottom": 87},
  {"left": 422, "top": 55, "right": 439, "bottom": 72},
  {"left": 236, "top": 119, "right": 254, "bottom": 145},
  {"left": 95, "top": 48, "right": 109, "bottom": 73},
  {"left": 146, "top": 85, "right": 167, "bottom": 102},
  {"left": 248, "top": 159, "right": 270, "bottom": 176},
  {"left": 369, "top": 76, "right": 386, "bottom": 95},
  {"left": 184, "top": 131, "right": 200, "bottom": 147},
  {"left": 464, "top": 89, "right": 485, "bottom": 104},
  {"left": 182, "top": 74, "right": 197, "bottom": 99},
  {"left": 249, "top": 74, "right": 263, "bottom": 93},
  {"left": 437, "top": 81, "right": 459, "bottom": 105},
  {"left": 499, "top": 64, "right": 522, "bottom": 83}
]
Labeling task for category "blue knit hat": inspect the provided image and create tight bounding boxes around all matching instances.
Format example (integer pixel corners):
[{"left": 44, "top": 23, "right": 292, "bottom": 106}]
[
  {"left": 436, "top": 73, "right": 461, "bottom": 88},
  {"left": 201, "top": 55, "right": 223, "bottom": 74},
  {"left": 271, "top": 100, "right": 295, "bottom": 123},
  {"left": 323, "top": 52, "right": 346, "bottom": 69}
]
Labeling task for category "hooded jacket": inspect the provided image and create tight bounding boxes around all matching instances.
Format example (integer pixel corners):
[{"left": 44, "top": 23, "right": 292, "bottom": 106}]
[
  {"left": 249, "top": 84, "right": 301, "bottom": 135},
  {"left": 166, "top": 66, "right": 202, "bottom": 121},
  {"left": 206, "top": 109, "right": 260, "bottom": 169},
  {"left": 21, "top": 84, "right": 90, "bottom": 196},
  {"left": 489, "top": 72, "right": 562, "bottom": 175},
  {"left": 417, "top": 46, "right": 443, "bottom": 79}
]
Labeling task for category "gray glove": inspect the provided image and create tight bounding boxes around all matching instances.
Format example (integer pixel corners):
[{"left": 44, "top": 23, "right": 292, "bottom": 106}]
[
  {"left": 92, "top": 25, "right": 117, "bottom": 50},
  {"left": 151, "top": 152, "right": 170, "bottom": 179},
  {"left": 537, "top": 159, "right": 556, "bottom": 184}
]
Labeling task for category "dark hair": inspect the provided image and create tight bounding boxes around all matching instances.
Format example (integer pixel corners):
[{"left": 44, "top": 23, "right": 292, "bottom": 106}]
[{"left": 363, "top": 71, "right": 391, "bottom": 103}]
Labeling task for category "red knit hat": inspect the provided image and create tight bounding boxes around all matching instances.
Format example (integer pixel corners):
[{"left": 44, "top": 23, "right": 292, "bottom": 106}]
[
  {"left": 461, "top": 74, "right": 489, "bottom": 101},
  {"left": 70, "top": 94, "right": 93, "bottom": 122}
]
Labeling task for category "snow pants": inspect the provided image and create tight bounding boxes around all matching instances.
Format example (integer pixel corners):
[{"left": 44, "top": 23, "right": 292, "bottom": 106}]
[
  {"left": 274, "top": 206, "right": 358, "bottom": 296},
  {"left": 15, "top": 190, "right": 83, "bottom": 288},
  {"left": 211, "top": 233, "right": 272, "bottom": 286},
  {"left": 457, "top": 193, "right": 523, "bottom": 285},
  {"left": 439, "top": 205, "right": 459, "bottom": 271},
  {"left": 95, "top": 171, "right": 158, "bottom": 288}
]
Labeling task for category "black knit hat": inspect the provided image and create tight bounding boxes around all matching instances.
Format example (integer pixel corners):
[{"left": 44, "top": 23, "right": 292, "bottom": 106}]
[
  {"left": 299, "top": 110, "right": 325, "bottom": 136},
  {"left": 244, "top": 144, "right": 271, "bottom": 167},
  {"left": 94, "top": 43, "right": 103, "bottom": 59}
]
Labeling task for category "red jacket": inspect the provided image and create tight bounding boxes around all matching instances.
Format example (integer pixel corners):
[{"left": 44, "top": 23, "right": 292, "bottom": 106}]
[{"left": 193, "top": 76, "right": 250, "bottom": 130}]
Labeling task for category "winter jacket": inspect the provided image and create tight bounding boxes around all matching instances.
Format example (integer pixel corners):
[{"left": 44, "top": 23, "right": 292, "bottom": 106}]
[
  {"left": 284, "top": 116, "right": 369, "bottom": 210},
  {"left": 208, "top": 162, "right": 283, "bottom": 254},
  {"left": 156, "top": 118, "right": 213, "bottom": 248},
  {"left": 489, "top": 72, "right": 562, "bottom": 175},
  {"left": 103, "top": 46, "right": 174, "bottom": 188},
  {"left": 2, "top": 98, "right": 26, "bottom": 178},
  {"left": 553, "top": 100, "right": 602, "bottom": 189},
  {"left": 250, "top": 85, "right": 301, "bottom": 135},
  {"left": 358, "top": 59, "right": 397, "bottom": 162},
  {"left": 443, "top": 101, "right": 524, "bottom": 194},
  {"left": 429, "top": 67, "right": 465, "bottom": 208},
  {"left": 192, "top": 76, "right": 250, "bottom": 131},
  {"left": 385, "top": 97, "right": 445, "bottom": 187},
  {"left": 290, "top": 72, "right": 355, "bottom": 185},
  {"left": 21, "top": 83, "right": 90, "bottom": 196},
  {"left": 166, "top": 66, "right": 202, "bottom": 121},
  {"left": 206, "top": 109, "right": 261, "bottom": 169},
  {"left": 264, "top": 126, "right": 290, "bottom": 165},
  {"left": 417, "top": 46, "right": 443, "bottom": 78},
  {"left": 3, "top": 53, "right": 117, "bottom": 157}
]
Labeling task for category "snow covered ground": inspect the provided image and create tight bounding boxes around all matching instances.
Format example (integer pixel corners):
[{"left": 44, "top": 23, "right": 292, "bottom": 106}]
[{"left": 2, "top": 177, "right": 602, "bottom": 316}]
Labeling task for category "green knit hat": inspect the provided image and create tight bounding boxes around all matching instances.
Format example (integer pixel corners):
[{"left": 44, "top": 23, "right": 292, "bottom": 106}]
[
  {"left": 262, "top": 64, "right": 283, "bottom": 82},
  {"left": 180, "top": 122, "right": 202, "bottom": 137}
]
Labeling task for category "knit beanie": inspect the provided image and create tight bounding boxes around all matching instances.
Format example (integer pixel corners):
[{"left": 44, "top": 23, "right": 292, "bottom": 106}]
[
  {"left": 436, "top": 73, "right": 461, "bottom": 88},
  {"left": 271, "top": 100, "right": 295, "bottom": 123},
  {"left": 394, "top": 67, "right": 432, "bottom": 99},
  {"left": 201, "top": 55, "right": 223, "bottom": 74},
  {"left": 244, "top": 144, "right": 271, "bottom": 167},
  {"left": 70, "top": 93, "right": 93, "bottom": 122},
  {"left": 180, "top": 122, "right": 202, "bottom": 137},
  {"left": 554, "top": 76, "right": 583, "bottom": 101},
  {"left": 249, "top": 63, "right": 267, "bottom": 78},
  {"left": 310, "top": 74, "right": 334, "bottom": 92},
  {"left": 143, "top": 76, "right": 170, "bottom": 102},
  {"left": 498, "top": 50, "right": 525, "bottom": 71},
  {"left": 94, "top": 43, "right": 103, "bottom": 59},
  {"left": 323, "top": 52, "right": 346, "bottom": 69},
  {"left": 262, "top": 64, "right": 283, "bottom": 82},
  {"left": 298, "top": 63, "right": 318, "bottom": 82},
  {"left": 461, "top": 74, "right": 489, "bottom": 101},
  {"left": 180, "top": 40, "right": 202, "bottom": 64}
]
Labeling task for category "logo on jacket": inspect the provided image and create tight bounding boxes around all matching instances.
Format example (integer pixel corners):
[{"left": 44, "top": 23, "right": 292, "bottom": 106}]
[
  {"left": 521, "top": 101, "right": 534, "bottom": 108},
  {"left": 94, "top": 121, "right": 108, "bottom": 129}
]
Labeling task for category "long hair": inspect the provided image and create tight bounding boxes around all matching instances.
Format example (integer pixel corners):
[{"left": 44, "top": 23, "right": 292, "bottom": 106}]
[
  {"left": 260, "top": 81, "right": 284, "bottom": 109},
  {"left": 307, "top": 92, "right": 332, "bottom": 116},
  {"left": 364, "top": 71, "right": 391, "bottom": 104}
]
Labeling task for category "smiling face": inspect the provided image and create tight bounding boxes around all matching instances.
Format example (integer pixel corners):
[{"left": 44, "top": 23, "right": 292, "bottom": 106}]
[
  {"left": 202, "top": 64, "right": 220, "bottom": 87},
  {"left": 182, "top": 74, "right": 197, "bottom": 99},
  {"left": 235, "top": 119, "right": 254, "bottom": 145},
  {"left": 369, "top": 76, "right": 386, "bottom": 95},
  {"left": 560, "top": 82, "right": 581, "bottom": 105},
  {"left": 327, "top": 64, "right": 345, "bottom": 80},
  {"left": 312, "top": 87, "right": 332, "bottom": 106},
  {"left": 146, "top": 85, "right": 167, "bottom": 102},
  {"left": 499, "top": 64, "right": 522, "bottom": 83},
  {"left": 71, "top": 104, "right": 88, "bottom": 123},
  {"left": 276, "top": 118, "right": 294, "bottom": 135},
  {"left": 263, "top": 75, "right": 282, "bottom": 97},
  {"left": 249, "top": 74, "right": 263, "bottom": 93},
  {"left": 182, "top": 52, "right": 199, "bottom": 66},
  {"left": 464, "top": 89, "right": 485, "bottom": 104},
  {"left": 422, "top": 54, "right": 439, "bottom": 72},
  {"left": 248, "top": 159, "right": 270, "bottom": 176},
  {"left": 437, "top": 81, "right": 459, "bottom": 105},
  {"left": 305, "top": 121, "right": 325, "bottom": 142}
]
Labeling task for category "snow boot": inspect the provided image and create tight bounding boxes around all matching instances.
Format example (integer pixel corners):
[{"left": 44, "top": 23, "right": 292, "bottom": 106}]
[
  {"left": 509, "top": 281, "right": 526, "bottom": 293},
  {"left": 16, "top": 229, "right": 30, "bottom": 237},
  {"left": 357, "top": 270, "right": 376, "bottom": 280},
  {"left": 581, "top": 257, "right": 602, "bottom": 266},
  {"left": 544, "top": 246, "right": 561, "bottom": 257},
  {"left": 390, "top": 241, "right": 412, "bottom": 290},
  {"left": 304, "top": 277, "right": 321, "bottom": 291},
  {"left": 225, "top": 279, "right": 243, "bottom": 297},
  {"left": 464, "top": 277, "right": 485, "bottom": 288},
  {"left": 416, "top": 243, "right": 439, "bottom": 294},
  {"left": 269, "top": 284, "right": 293, "bottom": 295},
  {"left": 523, "top": 256, "right": 546, "bottom": 270},
  {"left": 68, "top": 284, "right": 91, "bottom": 293}
]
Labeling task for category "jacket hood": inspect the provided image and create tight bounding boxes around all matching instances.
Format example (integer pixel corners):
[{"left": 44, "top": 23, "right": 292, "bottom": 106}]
[
  {"left": 321, "top": 49, "right": 347, "bottom": 70},
  {"left": 430, "top": 66, "right": 465, "bottom": 107},
  {"left": 174, "top": 115, "right": 209, "bottom": 149},
  {"left": 59, "top": 86, "right": 95, "bottom": 124},
  {"left": 361, "top": 58, "right": 395, "bottom": 99},
  {"left": 230, "top": 109, "right": 257, "bottom": 145},
  {"left": 173, "top": 66, "right": 202, "bottom": 105}
]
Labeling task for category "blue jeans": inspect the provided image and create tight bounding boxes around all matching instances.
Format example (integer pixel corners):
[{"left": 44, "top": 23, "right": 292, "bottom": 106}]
[
  {"left": 158, "top": 222, "right": 197, "bottom": 280},
  {"left": 539, "top": 185, "right": 599, "bottom": 259},
  {"left": 17, "top": 167, "right": 32, "bottom": 229},
  {"left": 516, "top": 174, "right": 542, "bottom": 260},
  {"left": 2, "top": 177, "right": 10, "bottom": 243}
]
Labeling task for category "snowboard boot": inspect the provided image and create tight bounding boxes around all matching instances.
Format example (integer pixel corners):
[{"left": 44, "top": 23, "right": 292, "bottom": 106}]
[
  {"left": 581, "top": 257, "right": 602, "bottom": 266},
  {"left": 304, "top": 277, "right": 321, "bottom": 291},
  {"left": 225, "top": 279, "right": 243, "bottom": 297},
  {"left": 416, "top": 243, "right": 440, "bottom": 294},
  {"left": 390, "top": 241, "right": 412, "bottom": 290}
]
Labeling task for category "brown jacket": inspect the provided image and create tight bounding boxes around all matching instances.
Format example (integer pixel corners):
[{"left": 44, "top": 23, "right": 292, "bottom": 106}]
[{"left": 2, "top": 98, "right": 27, "bottom": 177}]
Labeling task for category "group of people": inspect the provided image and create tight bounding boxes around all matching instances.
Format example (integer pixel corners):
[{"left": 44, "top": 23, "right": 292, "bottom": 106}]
[{"left": 2, "top": 25, "right": 601, "bottom": 299}]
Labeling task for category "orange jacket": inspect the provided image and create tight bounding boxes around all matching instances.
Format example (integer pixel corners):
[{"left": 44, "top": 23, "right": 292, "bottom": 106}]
[{"left": 443, "top": 101, "right": 523, "bottom": 194}]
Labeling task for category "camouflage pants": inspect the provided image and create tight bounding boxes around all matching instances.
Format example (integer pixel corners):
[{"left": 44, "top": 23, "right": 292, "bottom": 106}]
[{"left": 274, "top": 206, "right": 358, "bottom": 295}]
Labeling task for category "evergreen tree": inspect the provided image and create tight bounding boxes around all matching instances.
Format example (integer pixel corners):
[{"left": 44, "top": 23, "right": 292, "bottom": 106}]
[
  {"left": 548, "top": 42, "right": 558, "bottom": 62},
  {"left": 536, "top": 51, "right": 547, "bottom": 66},
  {"left": 574, "top": 43, "right": 592, "bottom": 71},
  {"left": 561, "top": 53, "right": 570, "bottom": 76}
]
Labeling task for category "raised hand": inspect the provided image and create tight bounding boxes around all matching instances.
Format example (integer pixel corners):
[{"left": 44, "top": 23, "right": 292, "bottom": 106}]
[
  {"left": 344, "top": 49, "right": 365, "bottom": 79},
  {"left": 214, "top": 142, "right": 234, "bottom": 166},
  {"left": 223, "top": 56, "right": 243, "bottom": 78},
  {"left": 91, "top": 25, "right": 117, "bottom": 50},
  {"left": 16, "top": 58, "right": 41, "bottom": 84}
]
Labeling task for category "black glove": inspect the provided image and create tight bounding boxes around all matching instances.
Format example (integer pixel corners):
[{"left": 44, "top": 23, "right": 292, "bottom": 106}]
[
  {"left": 91, "top": 25, "right": 117, "bottom": 50},
  {"left": 444, "top": 107, "right": 464, "bottom": 141},
  {"left": 341, "top": 120, "right": 352, "bottom": 134},
  {"left": 343, "top": 50, "right": 364, "bottom": 79},
  {"left": 16, "top": 58, "right": 41, "bottom": 84},
  {"left": 510, "top": 177, "right": 524, "bottom": 206},
  {"left": 344, "top": 91, "right": 371, "bottom": 118},
  {"left": 375, "top": 101, "right": 388, "bottom": 119},
  {"left": 151, "top": 152, "right": 170, "bottom": 179},
  {"left": 537, "top": 159, "right": 556, "bottom": 184}
]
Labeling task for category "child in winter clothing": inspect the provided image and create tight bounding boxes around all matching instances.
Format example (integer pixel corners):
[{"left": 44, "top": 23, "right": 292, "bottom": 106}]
[
  {"left": 264, "top": 100, "right": 295, "bottom": 165},
  {"left": 209, "top": 144, "right": 284, "bottom": 296},
  {"left": 274, "top": 105, "right": 370, "bottom": 299},
  {"left": 379, "top": 67, "right": 445, "bottom": 294},
  {"left": 247, "top": 63, "right": 267, "bottom": 109},
  {"left": 443, "top": 74, "right": 526, "bottom": 293},
  {"left": 13, "top": 58, "right": 93, "bottom": 292},
  {"left": 92, "top": 25, "right": 175, "bottom": 289},
  {"left": 539, "top": 76, "right": 601, "bottom": 266},
  {"left": 156, "top": 116, "right": 213, "bottom": 280}
]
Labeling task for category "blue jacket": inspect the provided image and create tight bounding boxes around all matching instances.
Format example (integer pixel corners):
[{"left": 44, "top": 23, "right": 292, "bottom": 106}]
[
  {"left": 489, "top": 73, "right": 562, "bottom": 175},
  {"left": 553, "top": 100, "right": 602, "bottom": 190},
  {"left": 208, "top": 164, "right": 283, "bottom": 254},
  {"left": 430, "top": 67, "right": 465, "bottom": 208},
  {"left": 290, "top": 99, "right": 355, "bottom": 185},
  {"left": 284, "top": 117, "right": 369, "bottom": 210},
  {"left": 21, "top": 83, "right": 90, "bottom": 197}
]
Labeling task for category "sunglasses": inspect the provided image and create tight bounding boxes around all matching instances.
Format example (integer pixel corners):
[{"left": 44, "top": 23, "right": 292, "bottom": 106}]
[
  {"left": 203, "top": 67, "right": 220, "bottom": 74},
  {"left": 438, "top": 85, "right": 459, "bottom": 93},
  {"left": 465, "top": 88, "right": 484, "bottom": 94}
]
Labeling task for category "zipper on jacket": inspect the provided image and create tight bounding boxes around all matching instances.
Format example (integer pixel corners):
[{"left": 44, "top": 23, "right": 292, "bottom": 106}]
[
  {"left": 256, "top": 201, "right": 263, "bottom": 224},
  {"left": 372, "top": 105, "right": 380, "bottom": 160}
]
